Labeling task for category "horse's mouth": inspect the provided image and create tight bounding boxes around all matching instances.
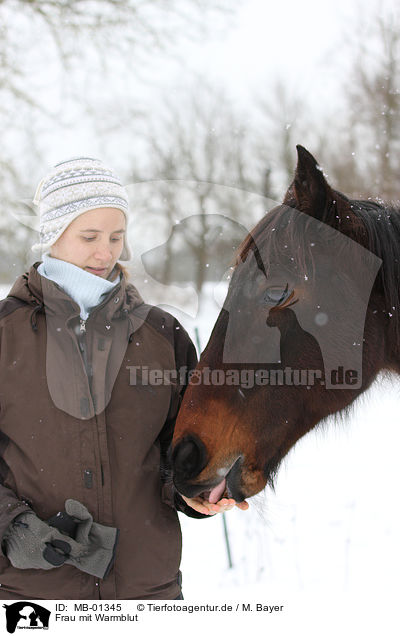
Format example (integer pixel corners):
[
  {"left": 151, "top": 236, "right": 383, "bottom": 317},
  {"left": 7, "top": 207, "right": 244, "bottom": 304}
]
[
  {"left": 196, "top": 457, "right": 245, "bottom": 503},
  {"left": 198, "top": 478, "right": 228, "bottom": 503},
  {"left": 172, "top": 436, "right": 246, "bottom": 502}
]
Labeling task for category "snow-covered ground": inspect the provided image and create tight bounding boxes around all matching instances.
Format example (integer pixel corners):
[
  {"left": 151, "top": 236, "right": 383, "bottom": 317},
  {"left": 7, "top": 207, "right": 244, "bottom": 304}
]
[{"left": 1, "top": 281, "right": 399, "bottom": 632}]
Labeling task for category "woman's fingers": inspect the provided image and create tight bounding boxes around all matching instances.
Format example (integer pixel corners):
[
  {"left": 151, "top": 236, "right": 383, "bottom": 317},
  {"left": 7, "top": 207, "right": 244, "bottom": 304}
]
[
  {"left": 208, "top": 498, "right": 236, "bottom": 513},
  {"left": 181, "top": 495, "right": 213, "bottom": 515},
  {"left": 235, "top": 500, "right": 249, "bottom": 511},
  {"left": 209, "top": 498, "right": 249, "bottom": 513},
  {"left": 181, "top": 495, "right": 249, "bottom": 515}
]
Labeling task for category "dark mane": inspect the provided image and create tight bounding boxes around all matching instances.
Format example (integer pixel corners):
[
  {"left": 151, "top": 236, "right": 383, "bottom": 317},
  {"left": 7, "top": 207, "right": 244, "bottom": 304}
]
[{"left": 351, "top": 199, "right": 400, "bottom": 329}]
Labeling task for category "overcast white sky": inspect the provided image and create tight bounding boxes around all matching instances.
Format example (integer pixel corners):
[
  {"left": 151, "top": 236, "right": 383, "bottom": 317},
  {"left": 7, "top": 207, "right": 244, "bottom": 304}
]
[
  {"left": 29, "top": 0, "right": 397, "bottom": 169},
  {"left": 181, "top": 0, "right": 357, "bottom": 101},
  {"left": 144, "top": 0, "right": 387, "bottom": 111},
  {"left": 4, "top": 0, "right": 396, "bottom": 210}
]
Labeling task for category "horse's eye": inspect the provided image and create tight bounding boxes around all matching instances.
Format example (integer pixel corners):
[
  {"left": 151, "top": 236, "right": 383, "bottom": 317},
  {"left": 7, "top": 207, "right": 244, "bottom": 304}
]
[{"left": 264, "top": 284, "right": 291, "bottom": 305}]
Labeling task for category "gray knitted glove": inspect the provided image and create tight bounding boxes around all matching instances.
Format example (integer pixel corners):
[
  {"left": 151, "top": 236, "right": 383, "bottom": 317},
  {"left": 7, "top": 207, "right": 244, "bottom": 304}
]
[
  {"left": 48, "top": 499, "right": 119, "bottom": 579},
  {"left": 2, "top": 511, "right": 73, "bottom": 570}
]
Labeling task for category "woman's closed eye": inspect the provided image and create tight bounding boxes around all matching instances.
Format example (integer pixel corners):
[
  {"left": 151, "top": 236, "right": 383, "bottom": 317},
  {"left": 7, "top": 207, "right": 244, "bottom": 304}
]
[{"left": 81, "top": 235, "right": 122, "bottom": 242}]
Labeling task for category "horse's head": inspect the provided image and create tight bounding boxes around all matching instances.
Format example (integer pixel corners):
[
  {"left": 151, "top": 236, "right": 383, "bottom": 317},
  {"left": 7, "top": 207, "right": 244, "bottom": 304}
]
[{"left": 172, "top": 145, "right": 399, "bottom": 502}]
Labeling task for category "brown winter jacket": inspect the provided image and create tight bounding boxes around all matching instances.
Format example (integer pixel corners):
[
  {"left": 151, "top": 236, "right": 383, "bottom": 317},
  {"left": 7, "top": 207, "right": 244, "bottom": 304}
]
[{"left": 0, "top": 263, "right": 202, "bottom": 600}]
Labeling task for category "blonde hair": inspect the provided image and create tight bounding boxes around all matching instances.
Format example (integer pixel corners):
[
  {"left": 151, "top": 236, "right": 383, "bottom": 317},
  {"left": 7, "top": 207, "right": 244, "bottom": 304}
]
[{"left": 116, "top": 262, "right": 129, "bottom": 280}]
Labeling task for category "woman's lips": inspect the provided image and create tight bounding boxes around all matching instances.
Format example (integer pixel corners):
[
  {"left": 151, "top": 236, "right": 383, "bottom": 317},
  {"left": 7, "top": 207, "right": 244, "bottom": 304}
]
[{"left": 86, "top": 266, "right": 108, "bottom": 276}]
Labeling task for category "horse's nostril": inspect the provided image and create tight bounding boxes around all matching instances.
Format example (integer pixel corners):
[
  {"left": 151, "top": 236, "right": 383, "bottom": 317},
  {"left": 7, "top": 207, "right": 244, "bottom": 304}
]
[{"left": 172, "top": 435, "right": 208, "bottom": 480}]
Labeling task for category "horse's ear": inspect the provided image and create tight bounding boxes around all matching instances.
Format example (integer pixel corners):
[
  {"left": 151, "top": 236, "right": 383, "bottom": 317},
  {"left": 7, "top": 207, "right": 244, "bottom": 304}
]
[
  {"left": 284, "top": 146, "right": 369, "bottom": 245},
  {"left": 284, "top": 145, "right": 334, "bottom": 221}
]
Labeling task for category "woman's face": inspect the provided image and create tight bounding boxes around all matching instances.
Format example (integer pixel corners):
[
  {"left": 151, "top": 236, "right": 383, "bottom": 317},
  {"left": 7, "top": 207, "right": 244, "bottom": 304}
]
[{"left": 50, "top": 207, "right": 126, "bottom": 279}]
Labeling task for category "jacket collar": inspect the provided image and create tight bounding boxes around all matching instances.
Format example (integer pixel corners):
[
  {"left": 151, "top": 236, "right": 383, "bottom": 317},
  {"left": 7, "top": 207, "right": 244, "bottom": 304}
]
[{"left": 9, "top": 262, "right": 144, "bottom": 323}]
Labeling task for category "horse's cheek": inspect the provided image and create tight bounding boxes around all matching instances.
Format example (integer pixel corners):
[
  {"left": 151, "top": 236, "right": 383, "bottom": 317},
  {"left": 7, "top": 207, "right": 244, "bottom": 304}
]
[{"left": 241, "top": 466, "right": 267, "bottom": 497}]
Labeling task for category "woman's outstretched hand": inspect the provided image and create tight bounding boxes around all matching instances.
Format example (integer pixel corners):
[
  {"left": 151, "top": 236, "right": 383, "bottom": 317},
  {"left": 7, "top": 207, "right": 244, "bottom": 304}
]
[{"left": 181, "top": 495, "right": 249, "bottom": 515}]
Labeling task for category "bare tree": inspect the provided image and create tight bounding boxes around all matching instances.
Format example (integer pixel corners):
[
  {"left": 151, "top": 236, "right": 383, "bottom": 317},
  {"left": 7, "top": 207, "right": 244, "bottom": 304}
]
[
  {"left": 327, "top": 6, "right": 400, "bottom": 200},
  {"left": 129, "top": 79, "right": 265, "bottom": 297},
  {"left": 0, "top": 0, "right": 238, "bottom": 279},
  {"left": 0, "top": 0, "right": 235, "bottom": 109},
  {"left": 257, "top": 80, "right": 308, "bottom": 196}
]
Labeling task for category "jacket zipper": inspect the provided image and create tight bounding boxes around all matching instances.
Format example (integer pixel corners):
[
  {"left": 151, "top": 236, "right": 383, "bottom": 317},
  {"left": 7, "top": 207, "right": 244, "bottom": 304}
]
[
  {"left": 69, "top": 291, "right": 123, "bottom": 555},
  {"left": 77, "top": 318, "right": 105, "bottom": 502}
]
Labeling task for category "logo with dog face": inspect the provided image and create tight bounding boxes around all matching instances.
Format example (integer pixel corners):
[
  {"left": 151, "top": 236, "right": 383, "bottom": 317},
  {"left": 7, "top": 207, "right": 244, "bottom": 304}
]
[{"left": 2, "top": 602, "right": 50, "bottom": 633}]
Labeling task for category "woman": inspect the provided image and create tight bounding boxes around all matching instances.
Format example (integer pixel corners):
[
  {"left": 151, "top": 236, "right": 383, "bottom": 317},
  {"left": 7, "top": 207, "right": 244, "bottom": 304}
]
[{"left": 0, "top": 157, "right": 247, "bottom": 600}]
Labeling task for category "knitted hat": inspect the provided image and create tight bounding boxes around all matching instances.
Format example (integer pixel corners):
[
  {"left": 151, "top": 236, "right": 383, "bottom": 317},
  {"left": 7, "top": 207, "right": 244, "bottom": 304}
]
[{"left": 31, "top": 157, "right": 132, "bottom": 261}]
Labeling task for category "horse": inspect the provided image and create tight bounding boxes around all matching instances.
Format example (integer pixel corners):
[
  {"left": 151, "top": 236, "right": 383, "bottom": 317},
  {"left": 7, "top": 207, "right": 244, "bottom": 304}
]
[{"left": 171, "top": 145, "right": 400, "bottom": 504}]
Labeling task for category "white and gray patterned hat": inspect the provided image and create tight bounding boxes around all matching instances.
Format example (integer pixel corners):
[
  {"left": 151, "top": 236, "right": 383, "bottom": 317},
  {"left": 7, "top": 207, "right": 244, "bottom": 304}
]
[{"left": 31, "top": 157, "right": 132, "bottom": 261}]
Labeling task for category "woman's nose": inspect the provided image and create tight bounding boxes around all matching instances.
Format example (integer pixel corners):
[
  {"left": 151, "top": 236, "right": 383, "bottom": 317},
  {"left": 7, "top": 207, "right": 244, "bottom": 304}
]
[{"left": 94, "top": 243, "right": 113, "bottom": 260}]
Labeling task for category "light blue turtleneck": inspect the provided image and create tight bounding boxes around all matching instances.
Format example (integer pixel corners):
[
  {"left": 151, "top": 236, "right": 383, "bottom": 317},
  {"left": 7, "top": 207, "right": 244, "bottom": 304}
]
[{"left": 37, "top": 254, "right": 120, "bottom": 319}]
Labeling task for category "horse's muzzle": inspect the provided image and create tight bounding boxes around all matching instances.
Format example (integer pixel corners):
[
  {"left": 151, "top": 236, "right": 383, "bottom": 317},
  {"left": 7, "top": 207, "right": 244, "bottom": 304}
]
[{"left": 172, "top": 435, "right": 246, "bottom": 502}]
